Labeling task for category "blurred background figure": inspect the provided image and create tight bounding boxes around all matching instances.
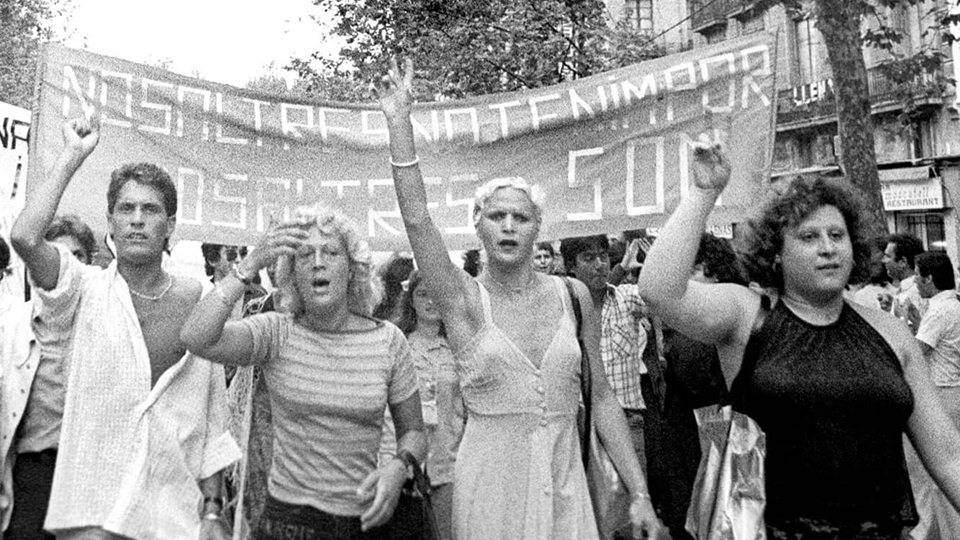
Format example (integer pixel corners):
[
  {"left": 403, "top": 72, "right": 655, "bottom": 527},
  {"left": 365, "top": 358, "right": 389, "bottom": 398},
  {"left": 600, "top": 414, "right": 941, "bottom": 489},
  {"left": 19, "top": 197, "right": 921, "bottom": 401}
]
[
  {"left": 1, "top": 215, "right": 98, "bottom": 540},
  {"left": 532, "top": 241, "right": 556, "bottom": 274},
  {"left": 461, "top": 248, "right": 482, "bottom": 277},
  {"left": 394, "top": 269, "right": 465, "bottom": 540},
  {"left": 373, "top": 252, "right": 415, "bottom": 320}
]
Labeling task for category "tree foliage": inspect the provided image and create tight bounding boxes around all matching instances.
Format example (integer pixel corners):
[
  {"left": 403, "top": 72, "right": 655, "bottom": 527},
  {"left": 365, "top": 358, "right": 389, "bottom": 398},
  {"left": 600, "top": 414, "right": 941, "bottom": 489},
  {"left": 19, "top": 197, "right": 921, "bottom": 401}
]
[
  {"left": 0, "top": 0, "right": 59, "bottom": 109},
  {"left": 291, "top": 0, "right": 664, "bottom": 102}
]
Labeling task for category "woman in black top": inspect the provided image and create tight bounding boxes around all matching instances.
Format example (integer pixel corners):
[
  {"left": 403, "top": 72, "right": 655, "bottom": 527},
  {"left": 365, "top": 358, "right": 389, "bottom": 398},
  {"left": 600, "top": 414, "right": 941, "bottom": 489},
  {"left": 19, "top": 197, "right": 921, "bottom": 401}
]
[{"left": 637, "top": 140, "right": 960, "bottom": 539}]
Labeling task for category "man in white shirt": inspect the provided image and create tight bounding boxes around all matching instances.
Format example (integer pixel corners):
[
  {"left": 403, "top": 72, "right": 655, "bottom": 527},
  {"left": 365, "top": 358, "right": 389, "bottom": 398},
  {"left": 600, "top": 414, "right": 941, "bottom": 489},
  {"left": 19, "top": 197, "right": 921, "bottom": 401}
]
[
  {"left": 907, "top": 251, "right": 960, "bottom": 540},
  {"left": 882, "top": 232, "right": 926, "bottom": 331},
  {"left": 9, "top": 114, "right": 239, "bottom": 540}
]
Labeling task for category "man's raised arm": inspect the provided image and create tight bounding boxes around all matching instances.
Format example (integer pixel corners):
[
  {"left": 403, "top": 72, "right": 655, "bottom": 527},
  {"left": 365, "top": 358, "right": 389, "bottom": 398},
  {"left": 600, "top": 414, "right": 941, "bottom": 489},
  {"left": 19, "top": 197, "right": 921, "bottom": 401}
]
[{"left": 11, "top": 114, "right": 100, "bottom": 290}]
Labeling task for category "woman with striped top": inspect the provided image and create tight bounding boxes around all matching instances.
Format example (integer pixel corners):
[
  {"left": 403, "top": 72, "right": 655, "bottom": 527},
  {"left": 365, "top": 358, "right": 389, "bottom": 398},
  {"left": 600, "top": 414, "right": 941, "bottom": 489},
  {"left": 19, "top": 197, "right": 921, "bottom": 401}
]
[{"left": 180, "top": 204, "right": 427, "bottom": 540}]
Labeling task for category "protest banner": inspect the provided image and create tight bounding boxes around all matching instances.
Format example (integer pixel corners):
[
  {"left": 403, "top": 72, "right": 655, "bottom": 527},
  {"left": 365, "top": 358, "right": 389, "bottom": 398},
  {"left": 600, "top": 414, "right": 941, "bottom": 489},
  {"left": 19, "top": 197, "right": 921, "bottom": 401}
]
[
  {"left": 0, "top": 101, "right": 31, "bottom": 298},
  {"left": 30, "top": 35, "right": 777, "bottom": 250}
]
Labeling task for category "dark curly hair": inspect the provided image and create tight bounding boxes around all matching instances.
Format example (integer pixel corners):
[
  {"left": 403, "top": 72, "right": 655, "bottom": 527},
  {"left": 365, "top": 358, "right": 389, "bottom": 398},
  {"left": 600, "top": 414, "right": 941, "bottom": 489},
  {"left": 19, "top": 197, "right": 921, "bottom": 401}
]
[
  {"left": 45, "top": 214, "right": 97, "bottom": 264},
  {"left": 696, "top": 233, "right": 746, "bottom": 285},
  {"left": 735, "top": 175, "right": 873, "bottom": 290}
]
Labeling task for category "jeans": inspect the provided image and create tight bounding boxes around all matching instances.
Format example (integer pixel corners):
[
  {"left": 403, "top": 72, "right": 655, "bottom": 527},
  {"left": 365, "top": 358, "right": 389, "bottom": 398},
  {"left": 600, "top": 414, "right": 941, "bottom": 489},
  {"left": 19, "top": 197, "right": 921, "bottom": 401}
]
[{"left": 612, "top": 409, "right": 646, "bottom": 540}]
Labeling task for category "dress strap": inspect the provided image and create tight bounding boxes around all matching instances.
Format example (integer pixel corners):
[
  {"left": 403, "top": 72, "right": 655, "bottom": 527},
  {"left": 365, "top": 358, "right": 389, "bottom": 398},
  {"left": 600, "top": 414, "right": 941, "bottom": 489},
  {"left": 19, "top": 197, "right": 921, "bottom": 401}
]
[
  {"left": 552, "top": 276, "right": 575, "bottom": 328},
  {"left": 476, "top": 280, "right": 494, "bottom": 324}
]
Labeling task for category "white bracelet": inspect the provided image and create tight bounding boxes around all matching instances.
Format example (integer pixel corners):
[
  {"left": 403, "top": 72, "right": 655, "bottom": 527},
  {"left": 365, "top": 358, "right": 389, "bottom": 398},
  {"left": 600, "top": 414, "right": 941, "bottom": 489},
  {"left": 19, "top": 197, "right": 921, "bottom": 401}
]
[{"left": 390, "top": 155, "right": 420, "bottom": 168}]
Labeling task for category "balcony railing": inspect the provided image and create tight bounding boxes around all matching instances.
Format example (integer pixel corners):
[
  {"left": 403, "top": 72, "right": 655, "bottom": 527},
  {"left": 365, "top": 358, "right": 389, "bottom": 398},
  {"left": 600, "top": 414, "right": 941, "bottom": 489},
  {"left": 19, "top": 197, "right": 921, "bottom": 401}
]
[
  {"left": 776, "top": 67, "right": 943, "bottom": 127},
  {"left": 689, "top": 0, "right": 754, "bottom": 31}
]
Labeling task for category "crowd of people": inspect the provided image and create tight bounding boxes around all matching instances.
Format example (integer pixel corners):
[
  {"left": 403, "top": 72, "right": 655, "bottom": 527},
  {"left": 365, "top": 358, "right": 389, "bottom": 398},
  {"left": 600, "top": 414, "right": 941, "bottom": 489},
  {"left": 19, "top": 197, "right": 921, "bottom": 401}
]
[{"left": 1, "top": 57, "right": 960, "bottom": 540}]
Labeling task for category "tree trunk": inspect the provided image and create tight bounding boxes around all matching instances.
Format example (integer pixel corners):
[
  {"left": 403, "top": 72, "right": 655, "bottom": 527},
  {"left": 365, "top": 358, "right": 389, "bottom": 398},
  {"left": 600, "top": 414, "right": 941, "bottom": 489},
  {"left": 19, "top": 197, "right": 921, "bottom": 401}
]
[{"left": 813, "top": 0, "right": 887, "bottom": 234}]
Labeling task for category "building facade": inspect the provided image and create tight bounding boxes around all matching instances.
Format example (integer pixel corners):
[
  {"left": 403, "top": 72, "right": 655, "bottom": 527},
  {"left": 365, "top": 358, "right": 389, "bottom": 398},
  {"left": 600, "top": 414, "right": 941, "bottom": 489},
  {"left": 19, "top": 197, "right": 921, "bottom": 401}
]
[{"left": 686, "top": 0, "right": 960, "bottom": 264}]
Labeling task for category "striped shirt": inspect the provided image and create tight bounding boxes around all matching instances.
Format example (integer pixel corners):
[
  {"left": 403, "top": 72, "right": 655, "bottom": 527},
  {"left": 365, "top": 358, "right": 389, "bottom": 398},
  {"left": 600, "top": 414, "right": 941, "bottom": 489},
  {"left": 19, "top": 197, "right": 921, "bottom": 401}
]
[
  {"left": 240, "top": 312, "right": 418, "bottom": 516},
  {"left": 600, "top": 284, "right": 649, "bottom": 410}
]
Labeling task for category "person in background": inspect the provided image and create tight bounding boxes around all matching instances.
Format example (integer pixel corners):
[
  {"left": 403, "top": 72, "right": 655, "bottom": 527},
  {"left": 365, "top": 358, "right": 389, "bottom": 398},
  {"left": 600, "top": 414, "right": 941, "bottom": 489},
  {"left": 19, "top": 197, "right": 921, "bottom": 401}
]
[
  {"left": 393, "top": 269, "right": 464, "bottom": 540},
  {"left": 905, "top": 251, "right": 960, "bottom": 540},
  {"left": 461, "top": 249, "right": 482, "bottom": 277},
  {"left": 850, "top": 237, "right": 896, "bottom": 312},
  {"left": 0, "top": 237, "right": 16, "bottom": 316},
  {"left": 180, "top": 204, "right": 427, "bottom": 539},
  {"left": 0, "top": 216, "right": 98, "bottom": 540},
  {"left": 533, "top": 241, "right": 556, "bottom": 274},
  {"left": 638, "top": 138, "right": 960, "bottom": 539},
  {"left": 559, "top": 234, "right": 665, "bottom": 536},
  {"left": 882, "top": 232, "right": 926, "bottom": 329},
  {"left": 372, "top": 253, "right": 415, "bottom": 320},
  {"left": 657, "top": 233, "right": 745, "bottom": 539},
  {"left": 202, "top": 244, "right": 242, "bottom": 284},
  {"left": 10, "top": 114, "right": 238, "bottom": 539},
  {"left": 379, "top": 58, "right": 661, "bottom": 540}
]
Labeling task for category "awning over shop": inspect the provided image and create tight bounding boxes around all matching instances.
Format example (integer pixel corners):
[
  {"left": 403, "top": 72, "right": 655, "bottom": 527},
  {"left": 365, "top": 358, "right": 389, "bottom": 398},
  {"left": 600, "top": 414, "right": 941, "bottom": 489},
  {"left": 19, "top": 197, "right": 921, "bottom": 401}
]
[{"left": 878, "top": 166, "right": 934, "bottom": 183}]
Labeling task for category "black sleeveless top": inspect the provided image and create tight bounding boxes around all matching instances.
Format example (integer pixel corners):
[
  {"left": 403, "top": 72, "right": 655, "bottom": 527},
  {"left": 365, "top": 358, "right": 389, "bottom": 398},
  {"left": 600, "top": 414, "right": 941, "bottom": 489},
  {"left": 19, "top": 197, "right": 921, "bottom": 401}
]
[{"left": 731, "top": 299, "right": 916, "bottom": 527}]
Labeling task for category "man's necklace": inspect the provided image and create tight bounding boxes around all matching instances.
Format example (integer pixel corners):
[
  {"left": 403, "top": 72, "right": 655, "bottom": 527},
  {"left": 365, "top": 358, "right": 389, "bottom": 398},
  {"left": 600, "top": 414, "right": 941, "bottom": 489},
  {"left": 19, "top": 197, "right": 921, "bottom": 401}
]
[
  {"left": 129, "top": 273, "right": 173, "bottom": 301},
  {"left": 485, "top": 273, "right": 536, "bottom": 294}
]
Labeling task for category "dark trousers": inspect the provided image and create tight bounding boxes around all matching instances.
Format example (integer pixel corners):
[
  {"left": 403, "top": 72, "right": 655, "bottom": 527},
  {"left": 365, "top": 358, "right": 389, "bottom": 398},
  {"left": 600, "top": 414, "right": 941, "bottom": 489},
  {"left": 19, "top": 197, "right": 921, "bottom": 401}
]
[{"left": 9, "top": 449, "right": 57, "bottom": 540}]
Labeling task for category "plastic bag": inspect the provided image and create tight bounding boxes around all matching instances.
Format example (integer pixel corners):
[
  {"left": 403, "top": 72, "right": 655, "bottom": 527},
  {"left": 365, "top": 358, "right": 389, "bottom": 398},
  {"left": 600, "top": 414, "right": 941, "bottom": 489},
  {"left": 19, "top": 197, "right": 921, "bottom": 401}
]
[{"left": 685, "top": 405, "right": 766, "bottom": 540}]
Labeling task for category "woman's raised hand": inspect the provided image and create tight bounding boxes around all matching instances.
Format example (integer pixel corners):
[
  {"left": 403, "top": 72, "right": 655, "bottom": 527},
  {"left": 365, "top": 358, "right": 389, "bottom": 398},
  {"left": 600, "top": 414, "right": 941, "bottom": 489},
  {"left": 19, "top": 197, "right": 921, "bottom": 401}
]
[
  {"left": 690, "top": 134, "right": 731, "bottom": 193},
  {"left": 240, "top": 219, "right": 310, "bottom": 275},
  {"left": 378, "top": 57, "right": 414, "bottom": 122}
]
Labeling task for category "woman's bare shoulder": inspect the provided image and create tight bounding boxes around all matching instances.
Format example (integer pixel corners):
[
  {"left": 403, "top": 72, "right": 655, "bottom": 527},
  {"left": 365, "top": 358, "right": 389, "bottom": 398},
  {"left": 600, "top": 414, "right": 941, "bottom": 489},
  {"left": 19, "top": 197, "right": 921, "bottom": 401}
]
[{"left": 847, "top": 299, "right": 914, "bottom": 366}]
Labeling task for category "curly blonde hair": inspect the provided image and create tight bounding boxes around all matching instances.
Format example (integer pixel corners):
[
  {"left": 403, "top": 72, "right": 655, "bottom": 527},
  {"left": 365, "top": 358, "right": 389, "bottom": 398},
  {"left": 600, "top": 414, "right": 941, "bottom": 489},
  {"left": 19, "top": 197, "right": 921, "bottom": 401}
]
[{"left": 273, "top": 205, "right": 374, "bottom": 316}]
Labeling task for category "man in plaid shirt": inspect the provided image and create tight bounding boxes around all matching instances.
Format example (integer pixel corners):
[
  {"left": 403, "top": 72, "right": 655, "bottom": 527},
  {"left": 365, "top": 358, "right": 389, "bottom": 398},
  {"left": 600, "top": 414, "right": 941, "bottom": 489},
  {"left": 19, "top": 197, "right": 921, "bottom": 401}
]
[{"left": 559, "top": 235, "right": 663, "bottom": 493}]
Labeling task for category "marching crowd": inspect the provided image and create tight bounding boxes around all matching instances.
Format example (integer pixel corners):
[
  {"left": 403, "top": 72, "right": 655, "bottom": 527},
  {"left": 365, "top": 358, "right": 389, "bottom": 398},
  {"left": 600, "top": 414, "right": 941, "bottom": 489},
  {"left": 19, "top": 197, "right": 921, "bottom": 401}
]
[{"left": 1, "top": 59, "right": 960, "bottom": 540}]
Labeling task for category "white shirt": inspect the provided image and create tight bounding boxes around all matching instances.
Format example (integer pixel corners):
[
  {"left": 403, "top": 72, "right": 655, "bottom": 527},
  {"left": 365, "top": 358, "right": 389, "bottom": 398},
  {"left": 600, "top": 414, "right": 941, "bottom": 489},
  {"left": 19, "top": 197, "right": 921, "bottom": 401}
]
[
  {"left": 38, "top": 246, "right": 240, "bottom": 540},
  {"left": 896, "top": 275, "right": 928, "bottom": 319},
  {"left": 0, "top": 300, "right": 40, "bottom": 531},
  {"left": 916, "top": 289, "right": 960, "bottom": 387}
]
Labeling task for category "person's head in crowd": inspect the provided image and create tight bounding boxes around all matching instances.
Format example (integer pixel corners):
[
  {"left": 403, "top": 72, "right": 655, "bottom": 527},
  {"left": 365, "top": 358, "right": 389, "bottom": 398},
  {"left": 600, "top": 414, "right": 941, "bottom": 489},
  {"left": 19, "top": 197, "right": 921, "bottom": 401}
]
[
  {"left": 736, "top": 174, "right": 872, "bottom": 297},
  {"left": 533, "top": 241, "right": 556, "bottom": 274},
  {"left": 201, "top": 243, "right": 248, "bottom": 281},
  {"left": 0, "top": 236, "right": 10, "bottom": 283},
  {"left": 272, "top": 204, "right": 373, "bottom": 317},
  {"left": 692, "top": 233, "right": 745, "bottom": 285},
  {"left": 372, "top": 253, "right": 415, "bottom": 320},
  {"left": 915, "top": 251, "right": 955, "bottom": 298},
  {"left": 462, "top": 248, "right": 483, "bottom": 277},
  {"left": 858, "top": 236, "right": 893, "bottom": 287},
  {"left": 560, "top": 234, "right": 611, "bottom": 292},
  {"left": 45, "top": 214, "right": 97, "bottom": 265},
  {"left": 883, "top": 232, "right": 924, "bottom": 282},
  {"left": 105, "top": 163, "right": 178, "bottom": 263},
  {"left": 472, "top": 177, "right": 544, "bottom": 268},
  {"left": 394, "top": 269, "right": 445, "bottom": 337}
]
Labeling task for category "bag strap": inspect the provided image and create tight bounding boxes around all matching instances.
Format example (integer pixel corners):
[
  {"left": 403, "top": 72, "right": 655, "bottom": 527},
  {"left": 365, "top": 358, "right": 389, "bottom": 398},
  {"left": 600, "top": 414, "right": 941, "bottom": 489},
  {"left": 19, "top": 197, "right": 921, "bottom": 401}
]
[{"left": 563, "top": 277, "right": 592, "bottom": 470}]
